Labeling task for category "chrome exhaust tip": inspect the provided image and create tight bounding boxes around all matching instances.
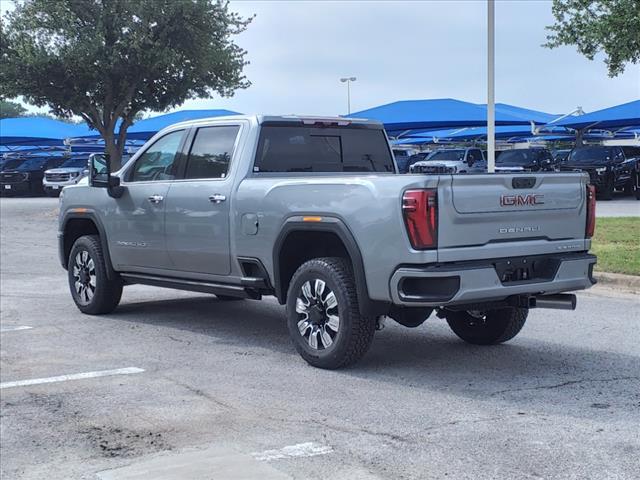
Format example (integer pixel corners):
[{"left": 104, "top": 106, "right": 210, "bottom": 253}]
[{"left": 530, "top": 294, "right": 577, "bottom": 310}]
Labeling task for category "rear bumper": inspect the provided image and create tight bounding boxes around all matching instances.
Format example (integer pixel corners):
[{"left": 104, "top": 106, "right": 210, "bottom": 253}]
[{"left": 390, "top": 252, "right": 596, "bottom": 307}]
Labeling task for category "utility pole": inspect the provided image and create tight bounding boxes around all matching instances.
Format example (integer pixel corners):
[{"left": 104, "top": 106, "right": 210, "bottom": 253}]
[
  {"left": 340, "top": 77, "right": 357, "bottom": 115},
  {"left": 487, "top": 0, "right": 496, "bottom": 173}
]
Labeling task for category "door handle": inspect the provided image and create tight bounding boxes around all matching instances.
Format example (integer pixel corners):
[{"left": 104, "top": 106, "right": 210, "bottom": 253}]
[
  {"left": 208, "top": 194, "right": 226, "bottom": 204},
  {"left": 148, "top": 194, "right": 164, "bottom": 204}
]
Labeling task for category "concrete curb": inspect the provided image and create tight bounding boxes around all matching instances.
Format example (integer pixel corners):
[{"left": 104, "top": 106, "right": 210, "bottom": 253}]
[{"left": 594, "top": 271, "right": 640, "bottom": 294}]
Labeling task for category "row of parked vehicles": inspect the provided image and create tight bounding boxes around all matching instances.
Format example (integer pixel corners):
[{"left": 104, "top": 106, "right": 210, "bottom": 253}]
[
  {"left": 394, "top": 145, "right": 640, "bottom": 200},
  {"left": 0, "top": 154, "right": 90, "bottom": 197},
  {"left": 2, "top": 143, "right": 639, "bottom": 201},
  {"left": 0, "top": 152, "right": 132, "bottom": 197}
]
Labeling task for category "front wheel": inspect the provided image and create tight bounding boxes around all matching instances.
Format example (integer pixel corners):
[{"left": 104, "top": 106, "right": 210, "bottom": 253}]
[
  {"left": 68, "top": 235, "right": 123, "bottom": 314},
  {"left": 286, "top": 257, "right": 376, "bottom": 369},
  {"left": 446, "top": 307, "right": 528, "bottom": 345}
]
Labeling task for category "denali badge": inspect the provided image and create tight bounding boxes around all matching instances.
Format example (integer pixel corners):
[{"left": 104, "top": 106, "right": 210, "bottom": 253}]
[
  {"left": 499, "top": 225, "right": 541, "bottom": 234},
  {"left": 500, "top": 194, "right": 544, "bottom": 207}
]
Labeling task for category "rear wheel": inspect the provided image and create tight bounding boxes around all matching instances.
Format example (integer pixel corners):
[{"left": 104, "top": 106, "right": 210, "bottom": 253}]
[
  {"left": 446, "top": 307, "right": 528, "bottom": 345},
  {"left": 286, "top": 257, "right": 375, "bottom": 369},
  {"left": 68, "top": 235, "right": 123, "bottom": 314}
]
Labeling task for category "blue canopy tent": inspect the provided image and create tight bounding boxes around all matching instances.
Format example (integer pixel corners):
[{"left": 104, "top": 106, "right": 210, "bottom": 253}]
[
  {"left": 349, "top": 99, "right": 546, "bottom": 135},
  {"left": 486, "top": 103, "right": 560, "bottom": 124},
  {"left": 555, "top": 100, "right": 640, "bottom": 130},
  {"left": 0, "top": 117, "right": 91, "bottom": 146},
  {"left": 393, "top": 124, "right": 570, "bottom": 144},
  {"left": 72, "top": 109, "right": 241, "bottom": 143},
  {"left": 122, "top": 109, "right": 240, "bottom": 141}
]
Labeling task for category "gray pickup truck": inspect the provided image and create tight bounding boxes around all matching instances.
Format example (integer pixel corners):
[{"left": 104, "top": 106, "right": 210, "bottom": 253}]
[{"left": 58, "top": 115, "right": 597, "bottom": 369}]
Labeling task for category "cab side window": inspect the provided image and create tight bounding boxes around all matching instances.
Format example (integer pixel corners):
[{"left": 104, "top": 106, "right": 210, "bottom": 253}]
[
  {"left": 130, "top": 130, "right": 184, "bottom": 182},
  {"left": 184, "top": 125, "right": 240, "bottom": 179}
]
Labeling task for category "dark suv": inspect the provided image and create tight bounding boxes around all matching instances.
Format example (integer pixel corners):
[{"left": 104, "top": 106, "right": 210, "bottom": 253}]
[
  {"left": 0, "top": 156, "right": 65, "bottom": 196},
  {"left": 495, "top": 148, "right": 556, "bottom": 173},
  {"left": 561, "top": 146, "right": 640, "bottom": 200}
]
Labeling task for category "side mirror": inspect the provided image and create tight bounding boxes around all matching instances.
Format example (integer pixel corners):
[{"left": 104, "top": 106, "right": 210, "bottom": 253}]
[{"left": 88, "top": 154, "right": 124, "bottom": 198}]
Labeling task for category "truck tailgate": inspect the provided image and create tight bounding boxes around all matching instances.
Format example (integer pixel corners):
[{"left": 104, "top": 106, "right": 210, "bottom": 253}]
[{"left": 438, "top": 173, "right": 588, "bottom": 250}]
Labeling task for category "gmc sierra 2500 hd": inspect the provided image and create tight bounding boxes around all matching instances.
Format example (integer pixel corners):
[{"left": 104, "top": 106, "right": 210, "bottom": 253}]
[{"left": 58, "top": 115, "right": 597, "bottom": 369}]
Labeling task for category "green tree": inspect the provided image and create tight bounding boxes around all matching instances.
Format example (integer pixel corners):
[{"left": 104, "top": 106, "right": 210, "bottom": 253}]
[
  {"left": 544, "top": 0, "right": 640, "bottom": 77},
  {"left": 0, "top": 0, "right": 251, "bottom": 168},
  {"left": 0, "top": 100, "right": 27, "bottom": 119}
]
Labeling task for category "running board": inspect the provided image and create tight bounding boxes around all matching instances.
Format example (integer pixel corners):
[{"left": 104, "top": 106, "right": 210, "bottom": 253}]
[{"left": 120, "top": 273, "right": 260, "bottom": 299}]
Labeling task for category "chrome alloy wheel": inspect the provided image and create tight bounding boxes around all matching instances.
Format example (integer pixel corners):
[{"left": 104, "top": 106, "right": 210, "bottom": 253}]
[
  {"left": 72, "top": 250, "right": 96, "bottom": 305},
  {"left": 295, "top": 279, "right": 340, "bottom": 350}
]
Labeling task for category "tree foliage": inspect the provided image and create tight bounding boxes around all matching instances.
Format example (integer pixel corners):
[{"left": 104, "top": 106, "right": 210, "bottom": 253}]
[
  {"left": 0, "top": 100, "right": 27, "bottom": 119},
  {"left": 0, "top": 0, "right": 251, "bottom": 167},
  {"left": 544, "top": 0, "right": 640, "bottom": 77}
]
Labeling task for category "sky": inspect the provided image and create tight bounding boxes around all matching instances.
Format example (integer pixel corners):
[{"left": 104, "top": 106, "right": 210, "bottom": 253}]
[{"left": 3, "top": 0, "right": 639, "bottom": 117}]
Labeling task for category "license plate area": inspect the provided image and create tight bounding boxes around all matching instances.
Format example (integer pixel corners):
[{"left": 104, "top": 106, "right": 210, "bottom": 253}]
[{"left": 493, "top": 255, "right": 561, "bottom": 285}]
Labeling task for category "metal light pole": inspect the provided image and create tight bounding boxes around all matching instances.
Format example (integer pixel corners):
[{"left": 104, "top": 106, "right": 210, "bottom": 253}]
[
  {"left": 340, "top": 77, "right": 357, "bottom": 115},
  {"left": 487, "top": 0, "right": 496, "bottom": 173}
]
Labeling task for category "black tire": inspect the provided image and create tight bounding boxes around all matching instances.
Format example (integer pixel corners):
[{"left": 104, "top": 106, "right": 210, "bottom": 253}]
[
  {"left": 286, "top": 257, "right": 375, "bottom": 369},
  {"left": 45, "top": 189, "right": 61, "bottom": 198},
  {"left": 215, "top": 294, "right": 244, "bottom": 301},
  {"left": 67, "top": 235, "right": 123, "bottom": 315},
  {"left": 446, "top": 307, "right": 528, "bottom": 345},
  {"left": 634, "top": 171, "right": 640, "bottom": 200}
]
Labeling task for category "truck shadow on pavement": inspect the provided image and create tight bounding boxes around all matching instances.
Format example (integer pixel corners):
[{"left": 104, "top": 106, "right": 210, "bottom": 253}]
[{"left": 108, "top": 294, "right": 640, "bottom": 419}]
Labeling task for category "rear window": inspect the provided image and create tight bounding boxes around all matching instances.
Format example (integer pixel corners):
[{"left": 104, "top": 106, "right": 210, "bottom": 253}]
[
  {"left": 253, "top": 126, "right": 394, "bottom": 173},
  {"left": 185, "top": 125, "right": 240, "bottom": 179}
]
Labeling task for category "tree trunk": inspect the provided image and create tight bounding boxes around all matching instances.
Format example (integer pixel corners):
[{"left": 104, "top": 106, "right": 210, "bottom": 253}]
[{"left": 103, "top": 133, "right": 123, "bottom": 171}]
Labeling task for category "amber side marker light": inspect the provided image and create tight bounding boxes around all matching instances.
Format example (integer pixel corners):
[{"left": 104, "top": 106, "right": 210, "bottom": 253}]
[
  {"left": 585, "top": 184, "right": 596, "bottom": 238},
  {"left": 303, "top": 216, "right": 323, "bottom": 222}
]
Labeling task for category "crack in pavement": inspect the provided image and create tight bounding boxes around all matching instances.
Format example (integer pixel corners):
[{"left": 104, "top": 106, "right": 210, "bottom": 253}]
[
  {"left": 163, "top": 376, "right": 235, "bottom": 411},
  {"left": 491, "top": 376, "right": 640, "bottom": 396}
]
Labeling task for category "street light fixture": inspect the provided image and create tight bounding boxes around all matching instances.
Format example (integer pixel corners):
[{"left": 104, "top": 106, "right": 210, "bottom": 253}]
[{"left": 340, "top": 77, "right": 357, "bottom": 115}]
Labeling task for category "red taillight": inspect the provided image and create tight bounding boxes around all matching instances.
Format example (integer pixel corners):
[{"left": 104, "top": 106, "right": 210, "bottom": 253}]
[
  {"left": 402, "top": 189, "right": 437, "bottom": 249},
  {"left": 586, "top": 184, "right": 596, "bottom": 238}
]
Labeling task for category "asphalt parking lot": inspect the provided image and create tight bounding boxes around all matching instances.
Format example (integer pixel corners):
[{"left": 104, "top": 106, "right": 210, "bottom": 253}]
[{"left": 1, "top": 197, "right": 639, "bottom": 480}]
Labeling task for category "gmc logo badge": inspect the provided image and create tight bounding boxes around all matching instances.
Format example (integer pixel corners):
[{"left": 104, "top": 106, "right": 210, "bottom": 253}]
[{"left": 500, "top": 194, "right": 544, "bottom": 207}]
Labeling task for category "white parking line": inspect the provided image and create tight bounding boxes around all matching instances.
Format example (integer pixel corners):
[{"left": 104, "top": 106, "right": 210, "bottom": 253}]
[
  {"left": 0, "top": 326, "right": 33, "bottom": 333},
  {"left": 0, "top": 367, "right": 144, "bottom": 389},
  {"left": 252, "top": 442, "right": 333, "bottom": 461}
]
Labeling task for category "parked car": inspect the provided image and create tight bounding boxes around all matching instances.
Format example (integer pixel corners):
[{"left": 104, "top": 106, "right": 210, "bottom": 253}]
[
  {"left": 58, "top": 115, "right": 596, "bottom": 369},
  {"left": 402, "top": 152, "right": 429, "bottom": 172},
  {"left": 410, "top": 147, "right": 486, "bottom": 174},
  {"left": 0, "top": 155, "right": 65, "bottom": 196},
  {"left": 393, "top": 149, "right": 414, "bottom": 173},
  {"left": 560, "top": 145, "right": 640, "bottom": 200},
  {"left": 43, "top": 154, "right": 92, "bottom": 197},
  {"left": 494, "top": 148, "right": 556, "bottom": 173}
]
